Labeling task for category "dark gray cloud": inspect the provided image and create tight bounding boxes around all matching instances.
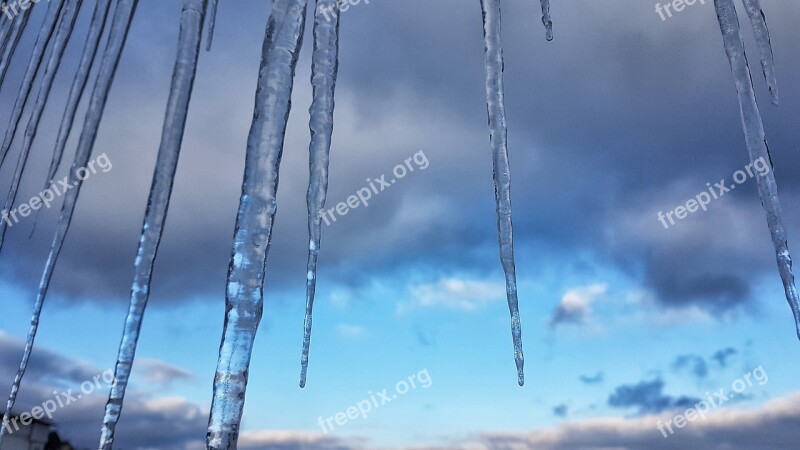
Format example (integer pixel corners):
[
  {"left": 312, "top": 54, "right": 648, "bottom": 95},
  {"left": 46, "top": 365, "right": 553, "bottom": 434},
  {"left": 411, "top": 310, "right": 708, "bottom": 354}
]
[
  {"left": 0, "top": 333, "right": 204, "bottom": 449},
  {"left": 1, "top": 0, "right": 799, "bottom": 323},
  {"left": 608, "top": 378, "right": 701, "bottom": 415}
]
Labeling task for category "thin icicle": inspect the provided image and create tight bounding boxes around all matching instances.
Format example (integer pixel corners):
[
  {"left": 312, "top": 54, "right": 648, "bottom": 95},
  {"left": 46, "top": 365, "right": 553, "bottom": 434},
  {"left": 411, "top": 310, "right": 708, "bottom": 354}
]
[
  {"left": 0, "top": 0, "right": 83, "bottom": 250},
  {"left": 739, "top": 0, "right": 777, "bottom": 104},
  {"left": 0, "top": 7, "right": 32, "bottom": 92},
  {"left": 479, "top": 0, "right": 525, "bottom": 386},
  {"left": 205, "top": 0, "right": 218, "bottom": 51},
  {"left": 0, "top": 0, "right": 139, "bottom": 444},
  {"left": 538, "top": 0, "right": 553, "bottom": 41},
  {"left": 713, "top": 0, "right": 800, "bottom": 339},
  {"left": 98, "top": 1, "right": 206, "bottom": 448},
  {"left": 207, "top": 0, "right": 308, "bottom": 446},
  {"left": 299, "top": 0, "right": 340, "bottom": 389},
  {"left": 0, "top": 13, "right": 12, "bottom": 54},
  {"left": 30, "top": 0, "right": 114, "bottom": 234},
  {"left": 0, "top": 0, "right": 64, "bottom": 170}
]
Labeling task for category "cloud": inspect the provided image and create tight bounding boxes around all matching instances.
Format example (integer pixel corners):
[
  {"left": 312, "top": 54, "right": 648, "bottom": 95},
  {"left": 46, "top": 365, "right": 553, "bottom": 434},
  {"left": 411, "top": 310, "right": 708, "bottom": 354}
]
[
  {"left": 549, "top": 284, "right": 607, "bottom": 327},
  {"left": 672, "top": 354, "right": 709, "bottom": 379},
  {"left": 712, "top": 347, "right": 738, "bottom": 367},
  {"left": 335, "top": 324, "right": 366, "bottom": 339},
  {"left": 402, "top": 278, "right": 505, "bottom": 312},
  {"left": 0, "top": 331, "right": 98, "bottom": 386},
  {"left": 608, "top": 378, "right": 701, "bottom": 415},
  {"left": 1, "top": 0, "right": 800, "bottom": 326},
  {"left": 552, "top": 404, "right": 568, "bottom": 418},
  {"left": 579, "top": 372, "right": 604, "bottom": 384},
  {"left": 238, "top": 431, "right": 359, "bottom": 450},
  {"left": 235, "top": 392, "right": 800, "bottom": 450},
  {"left": 134, "top": 358, "right": 194, "bottom": 386},
  {"left": 469, "top": 392, "right": 800, "bottom": 450},
  {"left": 0, "top": 331, "right": 205, "bottom": 449}
]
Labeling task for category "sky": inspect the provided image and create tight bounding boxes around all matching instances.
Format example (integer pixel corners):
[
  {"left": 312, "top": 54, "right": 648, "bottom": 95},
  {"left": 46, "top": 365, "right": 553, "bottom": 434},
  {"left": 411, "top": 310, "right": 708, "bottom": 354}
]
[{"left": 1, "top": 0, "right": 800, "bottom": 448}]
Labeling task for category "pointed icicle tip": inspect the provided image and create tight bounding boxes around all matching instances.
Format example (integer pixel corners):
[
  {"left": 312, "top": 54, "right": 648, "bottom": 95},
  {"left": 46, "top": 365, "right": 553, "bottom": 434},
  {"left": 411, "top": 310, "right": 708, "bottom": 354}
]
[{"left": 539, "top": 0, "right": 553, "bottom": 41}]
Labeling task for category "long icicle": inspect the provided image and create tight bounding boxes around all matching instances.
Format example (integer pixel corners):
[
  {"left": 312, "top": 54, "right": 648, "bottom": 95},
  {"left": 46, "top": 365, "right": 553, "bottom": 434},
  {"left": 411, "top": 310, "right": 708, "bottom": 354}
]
[
  {"left": 0, "top": 0, "right": 83, "bottom": 250},
  {"left": 98, "top": 1, "right": 206, "bottom": 448},
  {"left": 537, "top": 0, "right": 553, "bottom": 41},
  {"left": 206, "top": 0, "right": 308, "bottom": 446},
  {"left": 205, "top": 0, "right": 218, "bottom": 51},
  {"left": 0, "top": 6, "right": 32, "bottom": 89},
  {"left": 479, "top": 0, "right": 525, "bottom": 386},
  {"left": 0, "top": 0, "right": 64, "bottom": 170},
  {"left": 739, "top": 0, "right": 777, "bottom": 105},
  {"left": 299, "top": 0, "right": 340, "bottom": 389},
  {"left": 0, "top": 12, "right": 12, "bottom": 54},
  {"left": 0, "top": 0, "right": 139, "bottom": 443},
  {"left": 30, "top": 0, "right": 114, "bottom": 236},
  {"left": 713, "top": 0, "right": 800, "bottom": 339}
]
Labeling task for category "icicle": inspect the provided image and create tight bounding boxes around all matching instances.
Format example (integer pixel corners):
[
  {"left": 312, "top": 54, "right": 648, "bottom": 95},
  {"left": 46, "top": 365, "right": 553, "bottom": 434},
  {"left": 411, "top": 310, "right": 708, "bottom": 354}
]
[
  {"left": 713, "top": 0, "right": 800, "bottom": 339},
  {"left": 0, "top": 0, "right": 83, "bottom": 250},
  {"left": 538, "top": 0, "right": 553, "bottom": 41},
  {"left": 0, "top": 0, "right": 64, "bottom": 170},
  {"left": 299, "top": 0, "right": 340, "bottom": 389},
  {"left": 207, "top": 0, "right": 308, "bottom": 446},
  {"left": 205, "top": 0, "right": 218, "bottom": 51},
  {"left": 739, "top": 0, "right": 777, "bottom": 104},
  {"left": 479, "top": 0, "right": 525, "bottom": 386},
  {"left": 98, "top": 1, "right": 206, "bottom": 448},
  {"left": 0, "top": 0, "right": 139, "bottom": 444},
  {"left": 0, "top": 7, "right": 32, "bottom": 92},
  {"left": 30, "top": 0, "right": 114, "bottom": 234},
  {"left": 0, "top": 13, "right": 12, "bottom": 54}
]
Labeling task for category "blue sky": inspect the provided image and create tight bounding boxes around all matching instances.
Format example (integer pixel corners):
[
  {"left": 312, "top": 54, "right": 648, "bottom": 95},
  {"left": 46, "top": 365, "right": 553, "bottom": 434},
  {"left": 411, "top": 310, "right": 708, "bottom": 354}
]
[{"left": 2, "top": 0, "right": 800, "bottom": 448}]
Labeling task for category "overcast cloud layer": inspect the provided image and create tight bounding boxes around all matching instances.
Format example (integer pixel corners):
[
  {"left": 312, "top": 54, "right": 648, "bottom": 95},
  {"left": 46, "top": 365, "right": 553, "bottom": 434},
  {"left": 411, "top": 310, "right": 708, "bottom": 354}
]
[{"left": 0, "top": 0, "right": 798, "bottom": 319}]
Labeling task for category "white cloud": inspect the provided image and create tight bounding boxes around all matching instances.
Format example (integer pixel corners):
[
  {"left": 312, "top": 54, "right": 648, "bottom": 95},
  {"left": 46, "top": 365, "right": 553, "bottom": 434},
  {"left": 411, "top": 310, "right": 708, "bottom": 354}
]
[
  {"left": 134, "top": 358, "right": 194, "bottom": 385},
  {"left": 335, "top": 324, "right": 367, "bottom": 339},
  {"left": 549, "top": 284, "right": 607, "bottom": 327},
  {"left": 402, "top": 278, "right": 505, "bottom": 312}
]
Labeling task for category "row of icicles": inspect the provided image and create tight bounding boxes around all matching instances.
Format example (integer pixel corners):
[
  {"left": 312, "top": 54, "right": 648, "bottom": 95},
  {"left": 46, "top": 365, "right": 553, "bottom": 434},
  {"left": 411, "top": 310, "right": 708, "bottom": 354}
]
[{"left": 0, "top": 0, "right": 796, "bottom": 448}]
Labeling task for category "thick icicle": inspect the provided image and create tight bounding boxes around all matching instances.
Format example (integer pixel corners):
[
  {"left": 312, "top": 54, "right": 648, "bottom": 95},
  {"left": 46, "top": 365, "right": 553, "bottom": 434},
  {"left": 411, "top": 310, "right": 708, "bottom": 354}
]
[
  {"left": 0, "top": 0, "right": 139, "bottom": 444},
  {"left": 37, "top": 0, "right": 113, "bottom": 208},
  {"left": 299, "top": 0, "right": 340, "bottom": 389},
  {"left": 538, "top": 0, "right": 553, "bottom": 41},
  {"left": 207, "top": 0, "right": 308, "bottom": 446},
  {"left": 713, "top": 0, "right": 800, "bottom": 339},
  {"left": 0, "top": 0, "right": 83, "bottom": 250},
  {"left": 205, "top": 0, "right": 218, "bottom": 51},
  {"left": 739, "top": 0, "right": 777, "bottom": 104},
  {"left": 0, "top": 0, "right": 64, "bottom": 170},
  {"left": 479, "top": 0, "right": 525, "bottom": 386},
  {"left": 98, "top": 1, "right": 206, "bottom": 448},
  {"left": 0, "top": 8, "right": 32, "bottom": 94}
]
